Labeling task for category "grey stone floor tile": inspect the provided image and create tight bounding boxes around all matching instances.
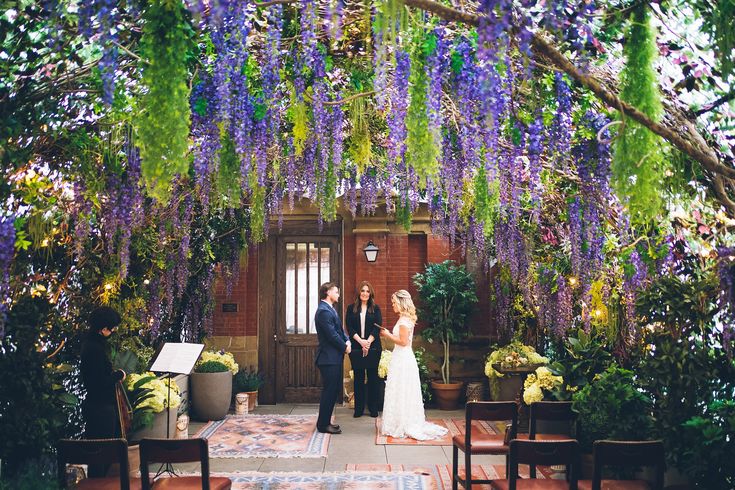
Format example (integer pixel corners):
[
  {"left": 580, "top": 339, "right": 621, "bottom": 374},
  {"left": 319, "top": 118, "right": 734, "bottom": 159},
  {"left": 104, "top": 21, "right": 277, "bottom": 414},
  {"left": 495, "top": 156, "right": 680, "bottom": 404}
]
[{"left": 257, "top": 456, "right": 326, "bottom": 472}]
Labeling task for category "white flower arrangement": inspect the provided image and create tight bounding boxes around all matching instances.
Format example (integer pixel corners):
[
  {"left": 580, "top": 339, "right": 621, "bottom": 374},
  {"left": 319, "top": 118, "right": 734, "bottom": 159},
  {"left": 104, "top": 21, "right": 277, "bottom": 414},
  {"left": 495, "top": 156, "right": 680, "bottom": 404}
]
[
  {"left": 196, "top": 350, "right": 239, "bottom": 375},
  {"left": 485, "top": 341, "right": 548, "bottom": 399},
  {"left": 377, "top": 350, "right": 392, "bottom": 379},
  {"left": 523, "top": 366, "right": 564, "bottom": 405}
]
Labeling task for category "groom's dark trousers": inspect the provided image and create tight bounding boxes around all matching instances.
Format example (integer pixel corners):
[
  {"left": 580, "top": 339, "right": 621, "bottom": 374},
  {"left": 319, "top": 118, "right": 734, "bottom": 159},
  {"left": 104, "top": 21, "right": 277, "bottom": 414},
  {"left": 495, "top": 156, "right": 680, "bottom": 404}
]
[{"left": 315, "top": 300, "right": 348, "bottom": 429}]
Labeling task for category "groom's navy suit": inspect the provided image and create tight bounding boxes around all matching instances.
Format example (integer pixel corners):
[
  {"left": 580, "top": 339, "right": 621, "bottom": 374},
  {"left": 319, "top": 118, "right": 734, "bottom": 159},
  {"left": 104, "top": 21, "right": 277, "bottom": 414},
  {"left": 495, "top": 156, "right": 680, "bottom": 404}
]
[{"left": 315, "top": 300, "right": 348, "bottom": 430}]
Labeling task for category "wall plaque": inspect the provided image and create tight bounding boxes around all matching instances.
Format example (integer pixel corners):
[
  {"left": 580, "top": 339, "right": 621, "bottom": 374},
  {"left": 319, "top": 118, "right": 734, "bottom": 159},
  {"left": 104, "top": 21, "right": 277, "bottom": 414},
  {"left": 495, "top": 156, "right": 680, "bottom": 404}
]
[{"left": 222, "top": 303, "right": 238, "bottom": 313}]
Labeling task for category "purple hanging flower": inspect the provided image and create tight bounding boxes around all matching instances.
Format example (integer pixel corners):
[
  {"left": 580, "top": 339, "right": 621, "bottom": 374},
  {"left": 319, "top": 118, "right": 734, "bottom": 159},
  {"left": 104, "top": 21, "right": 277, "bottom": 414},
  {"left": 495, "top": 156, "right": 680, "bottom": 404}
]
[{"left": 0, "top": 215, "right": 15, "bottom": 336}]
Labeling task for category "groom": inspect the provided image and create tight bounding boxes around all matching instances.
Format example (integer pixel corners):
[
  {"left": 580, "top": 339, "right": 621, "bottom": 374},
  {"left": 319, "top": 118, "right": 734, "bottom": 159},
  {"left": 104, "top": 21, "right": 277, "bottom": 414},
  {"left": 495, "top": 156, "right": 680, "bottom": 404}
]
[{"left": 314, "top": 282, "right": 351, "bottom": 434}]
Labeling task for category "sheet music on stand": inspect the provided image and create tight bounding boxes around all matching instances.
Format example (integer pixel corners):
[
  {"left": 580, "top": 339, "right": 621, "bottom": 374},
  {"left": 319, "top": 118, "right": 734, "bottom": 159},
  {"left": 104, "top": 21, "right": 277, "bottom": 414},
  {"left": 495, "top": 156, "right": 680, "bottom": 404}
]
[
  {"left": 148, "top": 342, "right": 204, "bottom": 478},
  {"left": 150, "top": 342, "right": 204, "bottom": 375}
]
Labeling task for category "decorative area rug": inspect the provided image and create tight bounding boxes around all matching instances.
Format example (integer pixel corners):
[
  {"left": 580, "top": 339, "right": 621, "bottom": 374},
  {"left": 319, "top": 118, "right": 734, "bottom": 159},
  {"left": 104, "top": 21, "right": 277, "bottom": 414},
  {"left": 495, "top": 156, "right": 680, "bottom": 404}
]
[
  {"left": 346, "top": 464, "right": 564, "bottom": 489},
  {"left": 194, "top": 414, "right": 329, "bottom": 458},
  {"left": 375, "top": 418, "right": 500, "bottom": 445},
  {"left": 211, "top": 470, "right": 435, "bottom": 489}
]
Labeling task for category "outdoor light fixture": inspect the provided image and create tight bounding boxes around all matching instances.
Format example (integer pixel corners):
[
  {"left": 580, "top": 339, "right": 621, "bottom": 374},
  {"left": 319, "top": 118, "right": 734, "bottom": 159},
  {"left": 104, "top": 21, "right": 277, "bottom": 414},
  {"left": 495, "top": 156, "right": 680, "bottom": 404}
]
[{"left": 363, "top": 241, "right": 379, "bottom": 263}]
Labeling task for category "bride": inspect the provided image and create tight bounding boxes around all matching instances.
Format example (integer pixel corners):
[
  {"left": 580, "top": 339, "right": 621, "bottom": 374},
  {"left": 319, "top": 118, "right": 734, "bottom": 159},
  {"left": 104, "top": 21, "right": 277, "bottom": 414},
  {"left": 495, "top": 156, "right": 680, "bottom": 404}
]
[{"left": 379, "top": 290, "right": 448, "bottom": 440}]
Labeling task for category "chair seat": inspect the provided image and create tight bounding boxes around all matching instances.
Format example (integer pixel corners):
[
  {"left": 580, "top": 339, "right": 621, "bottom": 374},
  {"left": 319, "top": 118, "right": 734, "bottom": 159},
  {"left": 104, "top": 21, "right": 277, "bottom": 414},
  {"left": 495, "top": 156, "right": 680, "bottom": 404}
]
[
  {"left": 452, "top": 433, "right": 508, "bottom": 454},
  {"left": 76, "top": 477, "right": 142, "bottom": 490},
  {"left": 151, "top": 476, "right": 232, "bottom": 490},
  {"left": 515, "top": 434, "right": 574, "bottom": 441},
  {"left": 490, "top": 479, "right": 573, "bottom": 489},
  {"left": 578, "top": 479, "right": 650, "bottom": 490}
]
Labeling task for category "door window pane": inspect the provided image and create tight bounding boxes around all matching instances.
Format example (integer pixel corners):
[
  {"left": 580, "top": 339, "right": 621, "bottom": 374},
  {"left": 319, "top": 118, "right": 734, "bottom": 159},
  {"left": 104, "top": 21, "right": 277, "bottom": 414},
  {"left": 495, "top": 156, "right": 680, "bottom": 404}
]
[
  {"left": 285, "top": 243, "right": 296, "bottom": 334},
  {"left": 285, "top": 241, "right": 333, "bottom": 335}
]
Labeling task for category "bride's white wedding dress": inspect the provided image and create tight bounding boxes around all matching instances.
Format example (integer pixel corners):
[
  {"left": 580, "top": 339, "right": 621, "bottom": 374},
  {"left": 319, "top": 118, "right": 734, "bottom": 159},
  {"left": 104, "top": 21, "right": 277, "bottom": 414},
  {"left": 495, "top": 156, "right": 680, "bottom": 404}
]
[{"left": 381, "top": 317, "right": 448, "bottom": 440}]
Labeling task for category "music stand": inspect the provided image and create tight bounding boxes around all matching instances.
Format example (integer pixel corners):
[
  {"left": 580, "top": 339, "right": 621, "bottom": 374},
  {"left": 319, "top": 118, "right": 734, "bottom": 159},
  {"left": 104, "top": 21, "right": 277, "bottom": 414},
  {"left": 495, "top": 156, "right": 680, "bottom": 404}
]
[{"left": 149, "top": 342, "right": 204, "bottom": 477}]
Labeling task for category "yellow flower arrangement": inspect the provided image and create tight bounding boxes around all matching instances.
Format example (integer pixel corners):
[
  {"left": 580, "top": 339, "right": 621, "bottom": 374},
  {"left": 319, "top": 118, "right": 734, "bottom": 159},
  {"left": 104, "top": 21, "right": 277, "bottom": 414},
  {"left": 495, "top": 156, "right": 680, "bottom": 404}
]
[
  {"left": 125, "top": 372, "right": 181, "bottom": 413},
  {"left": 378, "top": 350, "right": 392, "bottom": 379},
  {"left": 485, "top": 341, "right": 548, "bottom": 399},
  {"left": 523, "top": 366, "right": 564, "bottom": 405},
  {"left": 196, "top": 350, "right": 239, "bottom": 375}
]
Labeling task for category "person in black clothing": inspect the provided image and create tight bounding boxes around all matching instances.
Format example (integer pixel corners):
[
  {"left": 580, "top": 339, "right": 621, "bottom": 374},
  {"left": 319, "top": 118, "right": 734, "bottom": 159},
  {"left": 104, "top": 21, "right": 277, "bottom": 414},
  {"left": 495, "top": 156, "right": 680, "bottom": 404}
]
[
  {"left": 346, "top": 281, "right": 383, "bottom": 418},
  {"left": 80, "top": 306, "right": 126, "bottom": 477}
]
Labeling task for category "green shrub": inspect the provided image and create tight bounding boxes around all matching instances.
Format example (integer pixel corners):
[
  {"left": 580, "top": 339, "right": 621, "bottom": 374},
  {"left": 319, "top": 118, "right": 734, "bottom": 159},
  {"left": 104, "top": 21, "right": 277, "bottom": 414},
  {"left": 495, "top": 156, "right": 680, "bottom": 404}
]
[
  {"left": 571, "top": 365, "right": 653, "bottom": 453},
  {"left": 195, "top": 360, "right": 230, "bottom": 373},
  {"left": 233, "top": 368, "right": 265, "bottom": 393}
]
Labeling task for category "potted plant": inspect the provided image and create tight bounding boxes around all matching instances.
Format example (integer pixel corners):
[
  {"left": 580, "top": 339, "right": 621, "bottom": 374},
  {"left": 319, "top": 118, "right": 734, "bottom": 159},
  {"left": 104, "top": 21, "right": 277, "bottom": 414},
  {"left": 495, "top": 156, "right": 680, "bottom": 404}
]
[
  {"left": 232, "top": 367, "right": 264, "bottom": 412},
  {"left": 485, "top": 341, "right": 548, "bottom": 401},
  {"left": 125, "top": 372, "right": 182, "bottom": 442},
  {"left": 190, "top": 350, "right": 238, "bottom": 421},
  {"left": 414, "top": 260, "right": 478, "bottom": 409}
]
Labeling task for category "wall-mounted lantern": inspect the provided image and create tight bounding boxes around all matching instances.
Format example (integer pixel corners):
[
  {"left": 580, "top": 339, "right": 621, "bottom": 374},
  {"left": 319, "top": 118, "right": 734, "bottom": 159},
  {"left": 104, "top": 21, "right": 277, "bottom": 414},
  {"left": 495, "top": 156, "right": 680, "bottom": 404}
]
[{"left": 363, "top": 241, "right": 379, "bottom": 263}]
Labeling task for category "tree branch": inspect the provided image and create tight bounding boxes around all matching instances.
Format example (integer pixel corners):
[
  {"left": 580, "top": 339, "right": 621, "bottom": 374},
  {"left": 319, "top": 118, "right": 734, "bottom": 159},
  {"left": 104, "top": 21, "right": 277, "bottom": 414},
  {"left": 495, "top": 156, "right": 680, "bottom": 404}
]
[
  {"left": 402, "top": 0, "right": 735, "bottom": 184},
  {"left": 695, "top": 89, "right": 735, "bottom": 116}
]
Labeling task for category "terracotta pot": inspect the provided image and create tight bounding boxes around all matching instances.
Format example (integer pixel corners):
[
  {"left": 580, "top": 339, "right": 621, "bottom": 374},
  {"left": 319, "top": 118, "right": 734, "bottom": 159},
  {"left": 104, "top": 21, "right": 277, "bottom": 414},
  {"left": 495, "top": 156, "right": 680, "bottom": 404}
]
[
  {"left": 431, "top": 380, "right": 464, "bottom": 410},
  {"left": 191, "top": 371, "right": 233, "bottom": 421},
  {"left": 243, "top": 390, "right": 257, "bottom": 412}
]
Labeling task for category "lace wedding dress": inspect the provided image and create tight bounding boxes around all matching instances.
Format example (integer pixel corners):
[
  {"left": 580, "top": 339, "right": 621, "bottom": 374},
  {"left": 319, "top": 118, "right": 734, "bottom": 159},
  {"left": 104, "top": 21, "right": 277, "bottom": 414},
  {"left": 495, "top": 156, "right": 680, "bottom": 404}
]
[{"left": 381, "top": 317, "right": 448, "bottom": 440}]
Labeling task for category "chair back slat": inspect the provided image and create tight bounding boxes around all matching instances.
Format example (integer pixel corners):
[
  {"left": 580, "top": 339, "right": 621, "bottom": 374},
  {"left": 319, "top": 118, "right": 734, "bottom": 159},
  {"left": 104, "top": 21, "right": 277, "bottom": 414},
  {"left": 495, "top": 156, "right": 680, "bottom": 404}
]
[
  {"left": 140, "top": 438, "right": 206, "bottom": 464},
  {"left": 57, "top": 439, "right": 129, "bottom": 489},
  {"left": 592, "top": 440, "right": 665, "bottom": 490},
  {"left": 466, "top": 401, "right": 518, "bottom": 422},
  {"left": 510, "top": 438, "right": 578, "bottom": 466}
]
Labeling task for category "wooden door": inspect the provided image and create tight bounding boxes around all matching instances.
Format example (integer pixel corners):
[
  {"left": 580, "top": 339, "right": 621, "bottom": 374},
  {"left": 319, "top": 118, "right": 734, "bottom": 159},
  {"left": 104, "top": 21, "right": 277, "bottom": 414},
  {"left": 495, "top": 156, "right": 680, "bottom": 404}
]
[{"left": 275, "top": 236, "right": 341, "bottom": 402}]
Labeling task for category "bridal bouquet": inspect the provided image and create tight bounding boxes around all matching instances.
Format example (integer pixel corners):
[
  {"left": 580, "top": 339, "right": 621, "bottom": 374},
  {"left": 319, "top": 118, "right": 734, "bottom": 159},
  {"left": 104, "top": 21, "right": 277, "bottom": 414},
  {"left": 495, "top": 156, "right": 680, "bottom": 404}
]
[{"left": 377, "top": 350, "right": 392, "bottom": 379}]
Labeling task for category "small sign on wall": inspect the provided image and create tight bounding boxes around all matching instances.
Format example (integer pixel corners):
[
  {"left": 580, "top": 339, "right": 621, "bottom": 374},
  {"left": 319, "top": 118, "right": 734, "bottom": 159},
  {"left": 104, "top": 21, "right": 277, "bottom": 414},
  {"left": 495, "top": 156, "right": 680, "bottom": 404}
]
[{"left": 222, "top": 303, "right": 238, "bottom": 313}]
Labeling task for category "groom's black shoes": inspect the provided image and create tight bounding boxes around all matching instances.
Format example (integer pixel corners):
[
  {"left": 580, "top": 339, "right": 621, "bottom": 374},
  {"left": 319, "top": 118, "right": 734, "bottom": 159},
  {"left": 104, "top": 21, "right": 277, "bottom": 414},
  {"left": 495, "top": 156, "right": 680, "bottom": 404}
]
[
  {"left": 317, "top": 425, "right": 342, "bottom": 434},
  {"left": 330, "top": 424, "right": 340, "bottom": 430}
]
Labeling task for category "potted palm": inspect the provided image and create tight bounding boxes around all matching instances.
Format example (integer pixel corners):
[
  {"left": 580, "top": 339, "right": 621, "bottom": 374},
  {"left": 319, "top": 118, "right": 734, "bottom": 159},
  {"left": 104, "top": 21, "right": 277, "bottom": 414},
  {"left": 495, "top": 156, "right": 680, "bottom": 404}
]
[{"left": 414, "top": 260, "right": 478, "bottom": 409}]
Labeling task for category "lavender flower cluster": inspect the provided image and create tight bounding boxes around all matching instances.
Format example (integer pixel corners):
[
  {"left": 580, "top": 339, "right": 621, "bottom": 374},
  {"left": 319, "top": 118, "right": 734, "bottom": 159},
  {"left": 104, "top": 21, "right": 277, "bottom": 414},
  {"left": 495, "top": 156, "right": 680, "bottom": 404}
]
[{"left": 0, "top": 215, "right": 15, "bottom": 336}]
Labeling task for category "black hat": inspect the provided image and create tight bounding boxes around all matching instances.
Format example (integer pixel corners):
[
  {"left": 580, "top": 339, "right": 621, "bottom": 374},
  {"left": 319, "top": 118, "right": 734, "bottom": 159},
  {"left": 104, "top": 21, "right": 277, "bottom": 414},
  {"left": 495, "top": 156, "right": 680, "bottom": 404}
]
[{"left": 89, "top": 306, "right": 122, "bottom": 332}]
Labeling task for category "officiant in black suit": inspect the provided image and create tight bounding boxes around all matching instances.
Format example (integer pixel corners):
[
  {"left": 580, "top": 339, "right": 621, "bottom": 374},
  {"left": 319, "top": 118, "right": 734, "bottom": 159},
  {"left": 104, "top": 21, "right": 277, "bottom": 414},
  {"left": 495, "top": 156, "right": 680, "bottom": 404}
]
[
  {"left": 314, "top": 282, "right": 350, "bottom": 434},
  {"left": 346, "top": 281, "right": 383, "bottom": 418}
]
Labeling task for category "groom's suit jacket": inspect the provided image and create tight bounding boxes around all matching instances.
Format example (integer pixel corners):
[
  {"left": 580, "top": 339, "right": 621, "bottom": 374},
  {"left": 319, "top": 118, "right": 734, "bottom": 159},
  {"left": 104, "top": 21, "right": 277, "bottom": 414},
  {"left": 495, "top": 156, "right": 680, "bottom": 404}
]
[{"left": 314, "top": 300, "right": 348, "bottom": 366}]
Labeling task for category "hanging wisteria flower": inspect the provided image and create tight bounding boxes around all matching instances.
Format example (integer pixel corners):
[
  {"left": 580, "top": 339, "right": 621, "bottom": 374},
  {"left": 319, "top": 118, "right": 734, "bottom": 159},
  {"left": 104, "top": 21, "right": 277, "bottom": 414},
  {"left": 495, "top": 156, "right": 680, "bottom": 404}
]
[{"left": 0, "top": 215, "right": 15, "bottom": 335}]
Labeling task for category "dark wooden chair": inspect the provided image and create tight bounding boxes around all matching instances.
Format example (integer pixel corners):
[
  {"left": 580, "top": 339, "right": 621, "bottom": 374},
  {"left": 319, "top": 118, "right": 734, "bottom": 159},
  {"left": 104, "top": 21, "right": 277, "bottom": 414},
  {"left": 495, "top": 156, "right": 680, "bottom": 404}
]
[
  {"left": 522, "top": 401, "right": 576, "bottom": 478},
  {"left": 578, "top": 440, "right": 665, "bottom": 490},
  {"left": 490, "top": 439, "right": 579, "bottom": 490},
  {"left": 57, "top": 438, "right": 142, "bottom": 490},
  {"left": 140, "top": 438, "right": 231, "bottom": 490},
  {"left": 452, "top": 401, "right": 519, "bottom": 490}
]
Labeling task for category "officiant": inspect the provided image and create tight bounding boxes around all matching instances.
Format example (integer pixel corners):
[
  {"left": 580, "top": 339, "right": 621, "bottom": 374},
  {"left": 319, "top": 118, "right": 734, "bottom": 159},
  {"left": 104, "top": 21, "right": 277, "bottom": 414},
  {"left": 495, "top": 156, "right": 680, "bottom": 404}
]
[{"left": 346, "top": 281, "right": 383, "bottom": 418}]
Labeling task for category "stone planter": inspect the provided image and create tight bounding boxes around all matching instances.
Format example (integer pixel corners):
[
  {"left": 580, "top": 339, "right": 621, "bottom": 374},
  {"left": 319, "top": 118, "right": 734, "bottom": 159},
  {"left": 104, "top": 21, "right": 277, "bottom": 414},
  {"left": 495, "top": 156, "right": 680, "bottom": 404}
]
[
  {"left": 190, "top": 371, "right": 233, "bottom": 421},
  {"left": 172, "top": 374, "right": 189, "bottom": 416},
  {"left": 431, "top": 380, "right": 464, "bottom": 410},
  {"left": 128, "top": 408, "right": 176, "bottom": 443}
]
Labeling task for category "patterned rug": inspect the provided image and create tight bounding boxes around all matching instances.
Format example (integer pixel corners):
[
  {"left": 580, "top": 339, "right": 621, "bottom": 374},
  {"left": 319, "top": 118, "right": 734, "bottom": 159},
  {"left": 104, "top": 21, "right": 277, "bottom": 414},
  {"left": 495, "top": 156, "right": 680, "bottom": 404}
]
[
  {"left": 212, "top": 470, "right": 435, "bottom": 489},
  {"left": 346, "top": 464, "right": 564, "bottom": 489},
  {"left": 375, "top": 418, "right": 500, "bottom": 445},
  {"left": 194, "top": 414, "right": 329, "bottom": 458}
]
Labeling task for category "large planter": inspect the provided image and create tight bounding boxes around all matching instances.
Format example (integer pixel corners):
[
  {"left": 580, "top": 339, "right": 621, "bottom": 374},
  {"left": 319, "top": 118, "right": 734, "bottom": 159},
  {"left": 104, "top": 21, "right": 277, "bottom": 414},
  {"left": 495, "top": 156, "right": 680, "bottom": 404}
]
[
  {"left": 431, "top": 380, "right": 464, "bottom": 410},
  {"left": 191, "top": 371, "right": 233, "bottom": 421},
  {"left": 128, "top": 408, "right": 176, "bottom": 443},
  {"left": 491, "top": 365, "right": 541, "bottom": 401}
]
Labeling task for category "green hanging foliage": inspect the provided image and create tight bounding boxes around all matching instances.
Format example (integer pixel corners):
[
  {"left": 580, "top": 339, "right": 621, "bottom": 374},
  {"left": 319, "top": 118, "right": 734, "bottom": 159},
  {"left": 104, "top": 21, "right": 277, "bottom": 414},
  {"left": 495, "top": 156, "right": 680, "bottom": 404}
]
[
  {"left": 612, "top": 4, "right": 666, "bottom": 223},
  {"left": 319, "top": 158, "right": 338, "bottom": 222},
  {"left": 374, "top": 0, "right": 407, "bottom": 56},
  {"left": 216, "top": 129, "right": 241, "bottom": 208},
  {"left": 395, "top": 195, "right": 413, "bottom": 231},
  {"left": 349, "top": 97, "right": 372, "bottom": 175},
  {"left": 406, "top": 31, "right": 440, "bottom": 187},
  {"left": 137, "top": 0, "right": 194, "bottom": 203},
  {"left": 473, "top": 165, "right": 500, "bottom": 238},
  {"left": 288, "top": 88, "right": 309, "bottom": 156},
  {"left": 248, "top": 169, "right": 265, "bottom": 244}
]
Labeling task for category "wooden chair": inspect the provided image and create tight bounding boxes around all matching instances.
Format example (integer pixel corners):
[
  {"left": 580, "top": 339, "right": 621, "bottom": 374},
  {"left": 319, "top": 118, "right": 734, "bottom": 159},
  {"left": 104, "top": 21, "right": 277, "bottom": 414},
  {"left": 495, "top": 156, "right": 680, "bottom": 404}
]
[
  {"left": 140, "top": 438, "right": 232, "bottom": 490},
  {"left": 452, "top": 401, "right": 518, "bottom": 490},
  {"left": 578, "top": 440, "right": 665, "bottom": 490},
  {"left": 57, "top": 438, "right": 142, "bottom": 490},
  {"left": 490, "top": 439, "right": 579, "bottom": 490},
  {"left": 523, "top": 401, "right": 576, "bottom": 478}
]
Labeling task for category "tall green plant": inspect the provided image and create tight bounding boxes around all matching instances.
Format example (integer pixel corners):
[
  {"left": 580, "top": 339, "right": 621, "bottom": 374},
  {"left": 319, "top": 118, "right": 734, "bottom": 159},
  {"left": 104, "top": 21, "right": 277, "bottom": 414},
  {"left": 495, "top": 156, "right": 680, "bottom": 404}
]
[
  {"left": 612, "top": 4, "right": 666, "bottom": 223},
  {"left": 137, "top": 0, "right": 194, "bottom": 203},
  {"left": 414, "top": 260, "right": 478, "bottom": 384}
]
